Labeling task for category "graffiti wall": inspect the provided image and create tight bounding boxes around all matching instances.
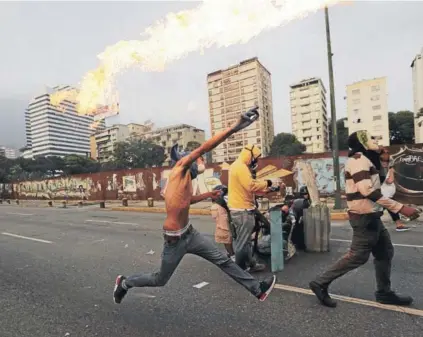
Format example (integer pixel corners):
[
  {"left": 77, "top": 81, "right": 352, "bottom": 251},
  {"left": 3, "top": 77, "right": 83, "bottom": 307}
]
[
  {"left": 10, "top": 143, "right": 423, "bottom": 205},
  {"left": 391, "top": 145, "right": 423, "bottom": 204}
]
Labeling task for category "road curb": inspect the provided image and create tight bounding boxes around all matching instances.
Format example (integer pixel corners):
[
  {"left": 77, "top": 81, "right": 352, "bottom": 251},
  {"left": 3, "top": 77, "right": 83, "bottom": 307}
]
[
  {"left": 110, "top": 207, "right": 212, "bottom": 216},
  {"left": 109, "top": 206, "right": 348, "bottom": 219}
]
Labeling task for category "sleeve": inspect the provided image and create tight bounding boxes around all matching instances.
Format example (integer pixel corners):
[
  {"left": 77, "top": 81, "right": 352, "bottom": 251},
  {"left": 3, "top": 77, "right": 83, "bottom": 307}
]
[
  {"left": 237, "top": 163, "right": 269, "bottom": 193},
  {"left": 350, "top": 156, "right": 403, "bottom": 213}
]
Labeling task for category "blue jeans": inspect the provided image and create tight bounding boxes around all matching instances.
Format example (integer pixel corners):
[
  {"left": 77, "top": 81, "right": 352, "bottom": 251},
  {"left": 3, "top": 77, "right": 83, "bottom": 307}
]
[{"left": 125, "top": 225, "right": 261, "bottom": 296}]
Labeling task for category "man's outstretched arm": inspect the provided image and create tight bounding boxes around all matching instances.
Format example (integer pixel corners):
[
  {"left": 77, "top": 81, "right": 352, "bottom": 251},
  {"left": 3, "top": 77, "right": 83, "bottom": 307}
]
[
  {"left": 190, "top": 190, "right": 221, "bottom": 204},
  {"left": 178, "top": 107, "right": 259, "bottom": 168}
]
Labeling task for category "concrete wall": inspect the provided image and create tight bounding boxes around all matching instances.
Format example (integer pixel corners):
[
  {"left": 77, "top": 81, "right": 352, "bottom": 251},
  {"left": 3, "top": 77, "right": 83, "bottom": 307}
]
[{"left": 8, "top": 143, "right": 423, "bottom": 205}]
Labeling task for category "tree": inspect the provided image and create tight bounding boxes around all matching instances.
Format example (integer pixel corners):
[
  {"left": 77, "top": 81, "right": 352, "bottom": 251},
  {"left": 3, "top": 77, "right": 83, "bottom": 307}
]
[
  {"left": 329, "top": 117, "right": 349, "bottom": 150},
  {"left": 269, "top": 133, "right": 306, "bottom": 156},
  {"left": 113, "top": 138, "right": 165, "bottom": 169},
  {"left": 185, "top": 141, "right": 202, "bottom": 152},
  {"left": 389, "top": 110, "right": 414, "bottom": 144}
]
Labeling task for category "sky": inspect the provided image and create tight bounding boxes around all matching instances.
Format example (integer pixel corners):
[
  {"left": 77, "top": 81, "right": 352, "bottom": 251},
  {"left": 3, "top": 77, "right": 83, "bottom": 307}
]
[{"left": 0, "top": 0, "right": 422, "bottom": 149}]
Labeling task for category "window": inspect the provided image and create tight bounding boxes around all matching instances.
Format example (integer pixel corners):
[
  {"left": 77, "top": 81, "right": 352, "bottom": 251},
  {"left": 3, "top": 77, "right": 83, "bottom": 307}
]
[
  {"left": 353, "top": 99, "right": 360, "bottom": 104},
  {"left": 372, "top": 105, "right": 381, "bottom": 110},
  {"left": 373, "top": 115, "right": 382, "bottom": 121},
  {"left": 371, "top": 85, "right": 380, "bottom": 92},
  {"left": 370, "top": 95, "right": 380, "bottom": 101},
  {"left": 352, "top": 89, "right": 360, "bottom": 95}
]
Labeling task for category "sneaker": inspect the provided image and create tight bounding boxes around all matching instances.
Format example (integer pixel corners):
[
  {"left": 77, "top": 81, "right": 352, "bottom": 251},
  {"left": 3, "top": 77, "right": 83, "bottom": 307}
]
[
  {"left": 396, "top": 225, "right": 411, "bottom": 232},
  {"left": 375, "top": 291, "right": 413, "bottom": 306},
  {"left": 309, "top": 281, "right": 337, "bottom": 308},
  {"left": 113, "top": 275, "right": 128, "bottom": 304},
  {"left": 257, "top": 275, "right": 277, "bottom": 302}
]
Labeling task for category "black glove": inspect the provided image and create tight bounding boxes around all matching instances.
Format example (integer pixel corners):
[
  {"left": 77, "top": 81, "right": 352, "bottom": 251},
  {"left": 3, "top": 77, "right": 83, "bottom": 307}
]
[
  {"left": 266, "top": 180, "right": 272, "bottom": 187},
  {"left": 232, "top": 106, "right": 259, "bottom": 132},
  {"left": 268, "top": 186, "right": 280, "bottom": 192}
]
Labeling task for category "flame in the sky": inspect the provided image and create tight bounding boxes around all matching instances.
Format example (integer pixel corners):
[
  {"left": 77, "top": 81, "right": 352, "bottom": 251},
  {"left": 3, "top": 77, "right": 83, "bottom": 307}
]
[{"left": 50, "top": 0, "right": 342, "bottom": 115}]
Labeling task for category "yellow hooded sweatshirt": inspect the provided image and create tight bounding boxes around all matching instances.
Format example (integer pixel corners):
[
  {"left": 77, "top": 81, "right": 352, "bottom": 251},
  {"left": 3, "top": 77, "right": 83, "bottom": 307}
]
[{"left": 227, "top": 144, "right": 269, "bottom": 210}]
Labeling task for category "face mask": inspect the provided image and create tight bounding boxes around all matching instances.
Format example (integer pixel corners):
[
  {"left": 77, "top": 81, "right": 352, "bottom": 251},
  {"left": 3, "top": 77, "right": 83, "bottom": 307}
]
[{"left": 357, "top": 130, "right": 380, "bottom": 152}]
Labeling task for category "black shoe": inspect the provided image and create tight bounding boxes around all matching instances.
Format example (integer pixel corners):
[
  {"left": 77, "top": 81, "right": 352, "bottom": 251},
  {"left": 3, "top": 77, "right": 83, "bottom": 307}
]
[
  {"left": 249, "top": 263, "right": 266, "bottom": 273},
  {"left": 257, "top": 275, "right": 277, "bottom": 302},
  {"left": 113, "top": 275, "right": 128, "bottom": 304},
  {"left": 309, "top": 281, "right": 337, "bottom": 308},
  {"left": 375, "top": 291, "right": 413, "bottom": 306}
]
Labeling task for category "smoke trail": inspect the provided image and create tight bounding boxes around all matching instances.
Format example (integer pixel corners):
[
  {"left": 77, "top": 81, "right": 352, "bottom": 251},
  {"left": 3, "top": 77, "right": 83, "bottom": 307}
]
[{"left": 51, "top": 0, "right": 342, "bottom": 114}]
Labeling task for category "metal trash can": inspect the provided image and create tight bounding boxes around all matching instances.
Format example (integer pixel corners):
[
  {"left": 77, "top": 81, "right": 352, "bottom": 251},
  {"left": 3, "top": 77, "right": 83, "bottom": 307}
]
[{"left": 147, "top": 198, "right": 154, "bottom": 207}]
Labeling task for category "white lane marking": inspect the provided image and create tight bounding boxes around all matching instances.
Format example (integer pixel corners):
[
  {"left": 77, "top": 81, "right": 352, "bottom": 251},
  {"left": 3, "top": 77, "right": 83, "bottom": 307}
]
[
  {"left": 6, "top": 212, "right": 34, "bottom": 216},
  {"left": 85, "top": 219, "right": 138, "bottom": 226},
  {"left": 331, "top": 238, "right": 423, "bottom": 249},
  {"left": 193, "top": 282, "right": 209, "bottom": 289},
  {"left": 1, "top": 232, "right": 53, "bottom": 244},
  {"left": 133, "top": 293, "right": 156, "bottom": 299},
  {"left": 274, "top": 283, "right": 423, "bottom": 317}
]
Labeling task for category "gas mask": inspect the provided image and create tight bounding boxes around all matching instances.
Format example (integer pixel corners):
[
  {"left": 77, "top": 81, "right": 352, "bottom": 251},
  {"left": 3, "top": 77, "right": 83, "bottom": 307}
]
[{"left": 244, "top": 144, "right": 261, "bottom": 170}]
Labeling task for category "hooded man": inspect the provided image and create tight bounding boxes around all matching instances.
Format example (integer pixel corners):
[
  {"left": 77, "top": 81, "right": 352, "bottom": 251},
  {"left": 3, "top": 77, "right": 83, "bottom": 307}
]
[
  {"left": 113, "top": 108, "right": 277, "bottom": 305},
  {"left": 228, "top": 144, "right": 282, "bottom": 271},
  {"left": 309, "top": 130, "right": 420, "bottom": 308}
]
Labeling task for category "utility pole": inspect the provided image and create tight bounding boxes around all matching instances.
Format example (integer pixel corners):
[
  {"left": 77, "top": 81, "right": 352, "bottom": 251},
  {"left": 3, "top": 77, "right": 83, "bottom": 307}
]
[{"left": 324, "top": 6, "right": 342, "bottom": 210}]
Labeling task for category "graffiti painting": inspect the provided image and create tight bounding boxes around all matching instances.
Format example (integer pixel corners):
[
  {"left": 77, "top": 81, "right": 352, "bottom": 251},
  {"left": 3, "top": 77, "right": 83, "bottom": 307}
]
[
  {"left": 391, "top": 146, "right": 423, "bottom": 204},
  {"left": 123, "top": 175, "right": 137, "bottom": 192},
  {"left": 293, "top": 157, "right": 348, "bottom": 195}
]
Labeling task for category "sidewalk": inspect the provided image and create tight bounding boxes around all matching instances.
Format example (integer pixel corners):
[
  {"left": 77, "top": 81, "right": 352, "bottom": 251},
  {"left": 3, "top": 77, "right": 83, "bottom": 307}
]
[{"left": 1, "top": 198, "right": 350, "bottom": 219}]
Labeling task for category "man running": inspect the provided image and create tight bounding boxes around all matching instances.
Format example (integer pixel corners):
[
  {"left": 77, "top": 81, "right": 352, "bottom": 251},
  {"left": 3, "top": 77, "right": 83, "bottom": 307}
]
[{"left": 113, "top": 107, "right": 277, "bottom": 304}]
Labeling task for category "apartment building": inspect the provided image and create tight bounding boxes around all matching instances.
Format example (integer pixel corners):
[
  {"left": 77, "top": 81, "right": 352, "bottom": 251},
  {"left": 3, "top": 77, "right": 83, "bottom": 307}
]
[
  {"left": 411, "top": 47, "right": 423, "bottom": 143},
  {"left": 143, "top": 124, "right": 205, "bottom": 166},
  {"left": 346, "top": 77, "right": 390, "bottom": 146},
  {"left": 22, "top": 85, "right": 106, "bottom": 159},
  {"left": 94, "top": 124, "right": 131, "bottom": 162},
  {"left": 207, "top": 57, "right": 275, "bottom": 163},
  {"left": 0, "top": 146, "right": 19, "bottom": 159},
  {"left": 290, "top": 77, "right": 329, "bottom": 153}
]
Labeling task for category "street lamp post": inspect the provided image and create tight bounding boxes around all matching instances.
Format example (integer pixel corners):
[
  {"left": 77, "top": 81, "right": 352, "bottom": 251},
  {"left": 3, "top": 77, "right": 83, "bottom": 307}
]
[{"left": 324, "top": 6, "right": 342, "bottom": 210}]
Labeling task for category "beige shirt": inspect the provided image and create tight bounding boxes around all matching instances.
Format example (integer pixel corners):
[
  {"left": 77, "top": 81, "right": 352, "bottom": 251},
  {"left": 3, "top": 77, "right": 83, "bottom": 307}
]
[{"left": 345, "top": 153, "right": 403, "bottom": 215}]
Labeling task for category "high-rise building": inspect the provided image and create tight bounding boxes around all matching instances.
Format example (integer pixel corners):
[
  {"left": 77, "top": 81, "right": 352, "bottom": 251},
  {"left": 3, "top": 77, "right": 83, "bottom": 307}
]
[
  {"left": 143, "top": 124, "right": 205, "bottom": 166},
  {"left": 411, "top": 47, "right": 423, "bottom": 143},
  {"left": 0, "top": 146, "right": 19, "bottom": 159},
  {"left": 346, "top": 77, "right": 390, "bottom": 146},
  {"left": 207, "top": 57, "right": 274, "bottom": 163},
  {"left": 290, "top": 77, "right": 329, "bottom": 153},
  {"left": 94, "top": 124, "right": 131, "bottom": 163},
  {"left": 23, "top": 85, "right": 106, "bottom": 159}
]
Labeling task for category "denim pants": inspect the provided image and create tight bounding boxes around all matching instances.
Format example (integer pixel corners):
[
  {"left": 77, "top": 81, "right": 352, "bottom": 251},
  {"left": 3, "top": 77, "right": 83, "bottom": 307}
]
[
  {"left": 230, "top": 211, "right": 258, "bottom": 270},
  {"left": 315, "top": 214, "right": 394, "bottom": 292},
  {"left": 125, "top": 225, "right": 261, "bottom": 297}
]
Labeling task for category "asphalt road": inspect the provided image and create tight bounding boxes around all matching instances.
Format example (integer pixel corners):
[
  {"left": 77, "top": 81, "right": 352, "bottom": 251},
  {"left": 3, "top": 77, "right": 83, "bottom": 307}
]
[{"left": 1, "top": 204, "right": 423, "bottom": 337}]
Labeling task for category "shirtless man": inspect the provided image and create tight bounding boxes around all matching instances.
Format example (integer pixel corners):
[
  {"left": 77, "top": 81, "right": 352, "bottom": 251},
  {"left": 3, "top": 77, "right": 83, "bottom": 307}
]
[{"left": 113, "top": 107, "right": 277, "bottom": 304}]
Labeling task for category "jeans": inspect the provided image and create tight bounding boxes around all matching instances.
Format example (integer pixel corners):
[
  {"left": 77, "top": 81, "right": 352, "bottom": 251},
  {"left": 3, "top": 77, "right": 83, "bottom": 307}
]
[
  {"left": 314, "top": 214, "right": 394, "bottom": 292},
  {"left": 230, "top": 211, "right": 258, "bottom": 270},
  {"left": 125, "top": 225, "right": 261, "bottom": 297}
]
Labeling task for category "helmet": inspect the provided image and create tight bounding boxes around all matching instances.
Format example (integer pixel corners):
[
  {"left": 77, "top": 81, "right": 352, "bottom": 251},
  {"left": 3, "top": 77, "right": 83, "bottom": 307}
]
[{"left": 299, "top": 186, "right": 309, "bottom": 196}]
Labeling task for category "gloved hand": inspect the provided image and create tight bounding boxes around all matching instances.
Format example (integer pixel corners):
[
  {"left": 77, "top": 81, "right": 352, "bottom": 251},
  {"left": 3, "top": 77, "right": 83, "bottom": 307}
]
[{"left": 232, "top": 106, "right": 259, "bottom": 132}]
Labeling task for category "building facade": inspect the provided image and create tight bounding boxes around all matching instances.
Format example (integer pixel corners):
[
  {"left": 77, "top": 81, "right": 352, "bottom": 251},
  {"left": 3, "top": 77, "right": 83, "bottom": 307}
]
[
  {"left": 207, "top": 57, "right": 275, "bottom": 163},
  {"left": 94, "top": 124, "right": 131, "bottom": 163},
  {"left": 346, "top": 77, "right": 390, "bottom": 146},
  {"left": 412, "top": 47, "right": 423, "bottom": 143},
  {"left": 0, "top": 146, "right": 19, "bottom": 159},
  {"left": 290, "top": 77, "right": 329, "bottom": 153},
  {"left": 144, "top": 124, "right": 205, "bottom": 166},
  {"left": 23, "top": 85, "right": 106, "bottom": 159}
]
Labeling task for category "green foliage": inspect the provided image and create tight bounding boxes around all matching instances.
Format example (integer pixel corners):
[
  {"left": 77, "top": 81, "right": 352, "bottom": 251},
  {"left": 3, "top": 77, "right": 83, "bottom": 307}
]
[
  {"left": 185, "top": 141, "right": 202, "bottom": 152},
  {"left": 329, "top": 117, "right": 349, "bottom": 150},
  {"left": 269, "top": 133, "right": 306, "bottom": 156},
  {"left": 112, "top": 138, "right": 165, "bottom": 169},
  {"left": 389, "top": 110, "right": 414, "bottom": 144}
]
